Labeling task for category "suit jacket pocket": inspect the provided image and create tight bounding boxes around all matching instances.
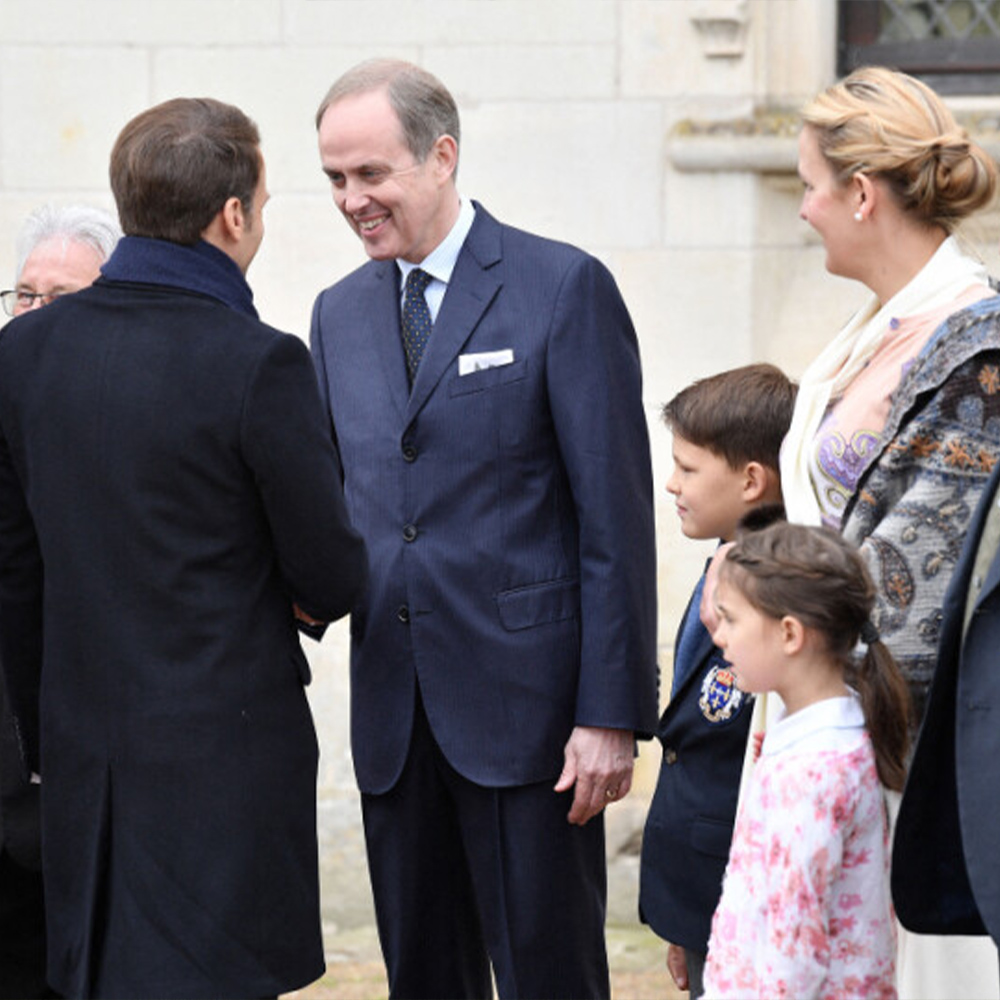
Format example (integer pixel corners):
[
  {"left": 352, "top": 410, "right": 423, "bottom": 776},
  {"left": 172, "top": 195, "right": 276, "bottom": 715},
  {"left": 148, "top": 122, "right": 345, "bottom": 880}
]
[
  {"left": 691, "top": 815, "right": 736, "bottom": 859},
  {"left": 496, "top": 577, "right": 579, "bottom": 631},
  {"left": 449, "top": 358, "right": 527, "bottom": 397}
]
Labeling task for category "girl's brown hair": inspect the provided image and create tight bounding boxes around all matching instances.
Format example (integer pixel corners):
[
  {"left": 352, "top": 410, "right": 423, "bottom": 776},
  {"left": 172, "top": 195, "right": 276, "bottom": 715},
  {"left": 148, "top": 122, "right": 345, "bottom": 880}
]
[
  {"left": 802, "top": 65, "right": 997, "bottom": 233},
  {"left": 722, "top": 521, "right": 910, "bottom": 790}
]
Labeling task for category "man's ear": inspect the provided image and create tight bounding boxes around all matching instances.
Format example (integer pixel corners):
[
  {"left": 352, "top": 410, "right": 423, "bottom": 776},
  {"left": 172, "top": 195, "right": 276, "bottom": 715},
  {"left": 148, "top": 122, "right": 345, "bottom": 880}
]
[
  {"left": 201, "top": 196, "right": 245, "bottom": 254},
  {"left": 431, "top": 133, "right": 458, "bottom": 184},
  {"left": 219, "top": 196, "right": 246, "bottom": 242}
]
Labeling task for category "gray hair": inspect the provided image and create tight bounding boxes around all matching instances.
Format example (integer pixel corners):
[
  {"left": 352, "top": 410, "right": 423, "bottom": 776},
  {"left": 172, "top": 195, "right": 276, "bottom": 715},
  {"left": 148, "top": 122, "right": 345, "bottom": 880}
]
[
  {"left": 316, "top": 58, "right": 460, "bottom": 175},
  {"left": 16, "top": 203, "right": 122, "bottom": 281}
]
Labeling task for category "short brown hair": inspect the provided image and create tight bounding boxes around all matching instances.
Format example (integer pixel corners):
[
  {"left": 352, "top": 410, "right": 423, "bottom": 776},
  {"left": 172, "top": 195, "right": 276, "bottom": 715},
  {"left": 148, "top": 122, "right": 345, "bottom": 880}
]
[
  {"left": 110, "top": 98, "right": 261, "bottom": 245},
  {"left": 316, "top": 58, "right": 460, "bottom": 173},
  {"left": 662, "top": 363, "right": 796, "bottom": 472}
]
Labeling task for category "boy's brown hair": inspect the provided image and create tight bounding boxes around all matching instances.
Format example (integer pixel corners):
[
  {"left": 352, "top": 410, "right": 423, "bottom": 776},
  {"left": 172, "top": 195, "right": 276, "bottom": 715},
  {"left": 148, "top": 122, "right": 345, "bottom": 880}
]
[{"left": 662, "top": 363, "right": 796, "bottom": 472}]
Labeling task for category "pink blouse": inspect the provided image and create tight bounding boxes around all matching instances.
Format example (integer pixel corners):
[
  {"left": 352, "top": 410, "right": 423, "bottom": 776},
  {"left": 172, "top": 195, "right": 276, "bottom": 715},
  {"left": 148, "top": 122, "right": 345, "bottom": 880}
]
[
  {"left": 809, "top": 285, "right": 993, "bottom": 528},
  {"left": 703, "top": 696, "right": 896, "bottom": 1000}
]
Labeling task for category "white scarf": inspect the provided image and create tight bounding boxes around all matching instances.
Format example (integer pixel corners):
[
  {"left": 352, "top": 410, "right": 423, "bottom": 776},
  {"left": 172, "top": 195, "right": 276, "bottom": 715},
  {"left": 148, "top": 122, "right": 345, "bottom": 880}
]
[
  {"left": 737, "top": 237, "right": 991, "bottom": 813},
  {"left": 779, "top": 236, "right": 989, "bottom": 526}
]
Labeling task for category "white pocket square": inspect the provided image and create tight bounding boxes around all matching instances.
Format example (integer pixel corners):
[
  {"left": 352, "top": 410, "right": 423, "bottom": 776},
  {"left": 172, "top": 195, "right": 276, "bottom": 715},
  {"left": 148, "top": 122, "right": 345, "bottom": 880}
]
[{"left": 458, "top": 350, "right": 514, "bottom": 376}]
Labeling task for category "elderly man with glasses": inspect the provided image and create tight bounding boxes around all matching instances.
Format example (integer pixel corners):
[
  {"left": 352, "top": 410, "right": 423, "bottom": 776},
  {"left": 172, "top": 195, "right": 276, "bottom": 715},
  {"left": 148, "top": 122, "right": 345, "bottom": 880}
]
[
  {"left": 1, "top": 203, "right": 121, "bottom": 319},
  {"left": 0, "top": 201, "right": 120, "bottom": 999}
]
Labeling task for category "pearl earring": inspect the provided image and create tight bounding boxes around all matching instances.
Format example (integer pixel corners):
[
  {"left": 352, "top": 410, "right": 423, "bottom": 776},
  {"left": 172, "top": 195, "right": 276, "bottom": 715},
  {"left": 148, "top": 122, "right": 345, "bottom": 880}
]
[{"left": 854, "top": 211, "right": 863, "bottom": 222}]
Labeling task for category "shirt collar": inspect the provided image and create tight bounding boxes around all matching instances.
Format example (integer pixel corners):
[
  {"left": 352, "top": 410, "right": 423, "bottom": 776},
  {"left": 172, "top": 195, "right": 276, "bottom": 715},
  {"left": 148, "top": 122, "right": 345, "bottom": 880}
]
[
  {"left": 397, "top": 197, "right": 475, "bottom": 290},
  {"left": 763, "top": 692, "right": 864, "bottom": 757}
]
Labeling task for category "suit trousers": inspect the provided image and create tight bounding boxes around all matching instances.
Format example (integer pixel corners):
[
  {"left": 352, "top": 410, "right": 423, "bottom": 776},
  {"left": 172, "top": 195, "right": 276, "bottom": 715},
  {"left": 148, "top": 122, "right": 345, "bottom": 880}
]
[
  {"left": 683, "top": 949, "right": 705, "bottom": 1000},
  {"left": 361, "top": 690, "right": 609, "bottom": 1000}
]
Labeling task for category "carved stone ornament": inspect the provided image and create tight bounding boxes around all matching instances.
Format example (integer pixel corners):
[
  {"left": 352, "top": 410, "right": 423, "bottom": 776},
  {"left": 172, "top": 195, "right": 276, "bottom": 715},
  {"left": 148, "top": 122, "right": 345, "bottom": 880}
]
[{"left": 690, "top": 0, "right": 749, "bottom": 59}]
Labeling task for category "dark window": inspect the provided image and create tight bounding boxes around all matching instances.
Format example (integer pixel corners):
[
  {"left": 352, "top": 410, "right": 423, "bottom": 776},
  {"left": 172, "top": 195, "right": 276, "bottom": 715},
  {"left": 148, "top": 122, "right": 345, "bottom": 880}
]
[{"left": 839, "top": 0, "right": 1000, "bottom": 94}]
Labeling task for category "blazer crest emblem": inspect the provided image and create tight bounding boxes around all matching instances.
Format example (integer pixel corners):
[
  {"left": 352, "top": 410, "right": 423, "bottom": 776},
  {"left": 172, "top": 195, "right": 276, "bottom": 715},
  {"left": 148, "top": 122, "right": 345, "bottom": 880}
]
[{"left": 699, "top": 664, "right": 747, "bottom": 723}]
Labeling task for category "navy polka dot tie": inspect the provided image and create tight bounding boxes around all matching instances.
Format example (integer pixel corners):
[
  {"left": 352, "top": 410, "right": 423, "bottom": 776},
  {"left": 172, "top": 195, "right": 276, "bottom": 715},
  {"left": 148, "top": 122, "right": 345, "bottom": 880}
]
[{"left": 401, "top": 268, "right": 433, "bottom": 385}]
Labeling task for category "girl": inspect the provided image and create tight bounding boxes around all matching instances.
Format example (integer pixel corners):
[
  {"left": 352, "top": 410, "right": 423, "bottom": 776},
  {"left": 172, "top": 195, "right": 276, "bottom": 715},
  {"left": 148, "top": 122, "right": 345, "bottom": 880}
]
[{"left": 702, "top": 521, "right": 909, "bottom": 1000}]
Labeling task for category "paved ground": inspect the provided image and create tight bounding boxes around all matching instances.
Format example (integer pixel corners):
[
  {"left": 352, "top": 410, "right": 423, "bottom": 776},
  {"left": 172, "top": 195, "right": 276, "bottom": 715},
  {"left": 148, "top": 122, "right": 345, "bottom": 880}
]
[{"left": 285, "top": 922, "right": 686, "bottom": 1000}]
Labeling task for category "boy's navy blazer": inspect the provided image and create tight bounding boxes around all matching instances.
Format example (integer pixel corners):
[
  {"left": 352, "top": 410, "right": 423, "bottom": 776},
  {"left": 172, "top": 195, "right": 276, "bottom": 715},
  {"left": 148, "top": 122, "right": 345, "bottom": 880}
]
[
  {"left": 640, "top": 586, "right": 752, "bottom": 953},
  {"left": 893, "top": 460, "right": 1000, "bottom": 942},
  {"left": 310, "top": 202, "right": 658, "bottom": 794}
]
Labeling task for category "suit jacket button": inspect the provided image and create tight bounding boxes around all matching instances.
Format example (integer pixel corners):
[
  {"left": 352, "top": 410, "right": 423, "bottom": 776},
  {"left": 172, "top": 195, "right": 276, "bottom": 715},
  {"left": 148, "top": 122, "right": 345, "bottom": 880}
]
[
  {"left": 397, "top": 605, "right": 410, "bottom": 623},
  {"left": 402, "top": 444, "right": 417, "bottom": 462},
  {"left": 664, "top": 748, "right": 678, "bottom": 765},
  {"left": 402, "top": 524, "right": 418, "bottom": 542}
]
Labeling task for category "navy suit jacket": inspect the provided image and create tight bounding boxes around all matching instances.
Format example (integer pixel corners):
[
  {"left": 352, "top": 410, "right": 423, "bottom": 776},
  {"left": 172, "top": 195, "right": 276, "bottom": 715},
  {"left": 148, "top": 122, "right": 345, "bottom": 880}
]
[
  {"left": 310, "top": 203, "right": 658, "bottom": 794},
  {"left": 893, "top": 460, "right": 1000, "bottom": 941},
  {"left": 640, "top": 584, "right": 752, "bottom": 953}
]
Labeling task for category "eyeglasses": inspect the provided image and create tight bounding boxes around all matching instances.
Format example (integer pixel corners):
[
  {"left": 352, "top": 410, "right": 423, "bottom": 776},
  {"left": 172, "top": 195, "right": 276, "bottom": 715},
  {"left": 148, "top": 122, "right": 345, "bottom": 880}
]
[{"left": 0, "top": 289, "right": 61, "bottom": 317}]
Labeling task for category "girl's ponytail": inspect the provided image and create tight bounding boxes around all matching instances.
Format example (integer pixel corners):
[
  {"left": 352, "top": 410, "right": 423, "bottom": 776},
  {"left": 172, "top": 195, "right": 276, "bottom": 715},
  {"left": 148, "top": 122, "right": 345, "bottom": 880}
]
[{"left": 847, "top": 630, "right": 910, "bottom": 791}]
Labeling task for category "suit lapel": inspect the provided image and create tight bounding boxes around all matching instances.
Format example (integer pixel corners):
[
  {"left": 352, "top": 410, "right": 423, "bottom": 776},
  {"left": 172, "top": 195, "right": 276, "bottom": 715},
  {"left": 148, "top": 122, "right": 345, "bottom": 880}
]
[
  {"left": 981, "top": 548, "right": 1000, "bottom": 604},
  {"left": 963, "top": 465, "right": 1000, "bottom": 605},
  {"left": 688, "top": 629, "right": 716, "bottom": 678},
  {"left": 672, "top": 628, "right": 714, "bottom": 696},
  {"left": 405, "top": 206, "right": 503, "bottom": 424},
  {"left": 975, "top": 481, "right": 1000, "bottom": 610},
  {"left": 942, "top": 464, "right": 1000, "bottom": 654},
  {"left": 660, "top": 604, "right": 715, "bottom": 724},
  {"left": 368, "top": 260, "right": 410, "bottom": 422}
]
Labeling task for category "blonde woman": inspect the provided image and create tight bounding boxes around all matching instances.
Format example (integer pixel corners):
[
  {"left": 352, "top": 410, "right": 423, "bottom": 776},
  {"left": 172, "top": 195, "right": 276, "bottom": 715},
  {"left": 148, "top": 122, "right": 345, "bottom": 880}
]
[{"left": 778, "top": 66, "right": 1000, "bottom": 999}]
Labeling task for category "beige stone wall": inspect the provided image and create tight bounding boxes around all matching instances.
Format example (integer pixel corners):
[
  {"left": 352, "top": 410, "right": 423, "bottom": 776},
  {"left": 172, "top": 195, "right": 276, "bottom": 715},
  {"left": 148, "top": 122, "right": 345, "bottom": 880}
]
[{"left": 3, "top": 0, "right": 999, "bottom": 938}]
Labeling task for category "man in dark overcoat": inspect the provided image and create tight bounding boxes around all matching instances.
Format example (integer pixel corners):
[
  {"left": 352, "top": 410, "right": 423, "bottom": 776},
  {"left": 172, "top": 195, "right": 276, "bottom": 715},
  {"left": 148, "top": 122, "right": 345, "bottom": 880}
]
[
  {"left": 0, "top": 97, "right": 366, "bottom": 1000},
  {"left": 893, "top": 460, "right": 1000, "bottom": 962}
]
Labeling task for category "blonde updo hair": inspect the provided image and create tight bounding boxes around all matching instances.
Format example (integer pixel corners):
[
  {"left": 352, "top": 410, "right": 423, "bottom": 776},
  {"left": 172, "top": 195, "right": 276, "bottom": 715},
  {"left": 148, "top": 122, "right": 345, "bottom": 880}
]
[{"left": 803, "top": 66, "right": 997, "bottom": 232}]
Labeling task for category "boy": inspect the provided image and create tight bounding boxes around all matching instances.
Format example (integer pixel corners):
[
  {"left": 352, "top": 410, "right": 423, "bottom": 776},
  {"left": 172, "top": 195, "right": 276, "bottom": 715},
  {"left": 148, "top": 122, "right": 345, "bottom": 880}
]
[{"left": 639, "top": 363, "right": 795, "bottom": 1000}]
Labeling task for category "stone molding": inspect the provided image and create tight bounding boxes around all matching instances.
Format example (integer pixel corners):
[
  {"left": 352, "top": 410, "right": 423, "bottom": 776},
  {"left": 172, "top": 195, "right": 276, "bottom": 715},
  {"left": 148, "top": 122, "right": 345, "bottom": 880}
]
[{"left": 669, "top": 109, "right": 1000, "bottom": 173}]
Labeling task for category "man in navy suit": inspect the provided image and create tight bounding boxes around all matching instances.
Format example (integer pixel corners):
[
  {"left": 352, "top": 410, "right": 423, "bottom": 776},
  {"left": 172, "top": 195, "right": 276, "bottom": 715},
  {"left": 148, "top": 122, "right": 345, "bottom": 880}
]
[
  {"left": 893, "top": 461, "right": 1000, "bottom": 955},
  {"left": 310, "top": 59, "right": 657, "bottom": 999},
  {"left": 0, "top": 98, "right": 366, "bottom": 999}
]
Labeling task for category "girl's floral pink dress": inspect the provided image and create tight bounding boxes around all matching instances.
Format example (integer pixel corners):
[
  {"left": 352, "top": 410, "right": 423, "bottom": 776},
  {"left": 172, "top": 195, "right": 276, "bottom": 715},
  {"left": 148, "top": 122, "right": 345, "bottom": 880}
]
[{"left": 702, "top": 695, "right": 896, "bottom": 1000}]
